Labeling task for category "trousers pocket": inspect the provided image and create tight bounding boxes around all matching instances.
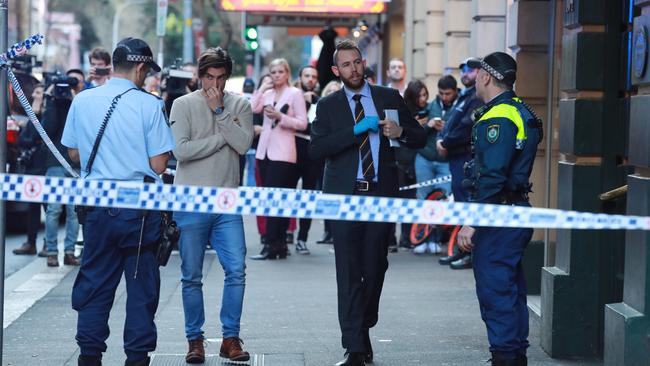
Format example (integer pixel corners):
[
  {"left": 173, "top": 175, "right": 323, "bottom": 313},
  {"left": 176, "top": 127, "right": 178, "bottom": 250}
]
[{"left": 71, "top": 272, "right": 95, "bottom": 311}]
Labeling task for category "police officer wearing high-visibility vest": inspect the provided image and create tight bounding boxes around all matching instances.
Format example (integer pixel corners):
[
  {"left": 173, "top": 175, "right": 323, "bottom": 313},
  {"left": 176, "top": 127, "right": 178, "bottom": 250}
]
[
  {"left": 61, "top": 38, "right": 175, "bottom": 366},
  {"left": 456, "top": 52, "right": 542, "bottom": 366}
]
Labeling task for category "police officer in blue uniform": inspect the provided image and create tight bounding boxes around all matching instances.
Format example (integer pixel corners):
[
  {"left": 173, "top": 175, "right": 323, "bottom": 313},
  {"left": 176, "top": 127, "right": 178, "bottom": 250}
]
[
  {"left": 61, "top": 38, "right": 175, "bottom": 366},
  {"left": 456, "top": 52, "right": 542, "bottom": 366}
]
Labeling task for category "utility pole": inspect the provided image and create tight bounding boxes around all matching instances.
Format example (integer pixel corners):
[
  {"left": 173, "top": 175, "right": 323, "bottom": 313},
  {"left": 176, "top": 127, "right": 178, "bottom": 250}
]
[
  {"left": 182, "top": 0, "right": 193, "bottom": 63},
  {"left": 156, "top": 0, "right": 168, "bottom": 69},
  {"left": 0, "top": 0, "right": 8, "bottom": 363}
]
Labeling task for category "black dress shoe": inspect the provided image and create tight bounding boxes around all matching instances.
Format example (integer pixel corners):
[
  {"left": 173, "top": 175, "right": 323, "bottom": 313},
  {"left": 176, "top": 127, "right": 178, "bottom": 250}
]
[
  {"left": 317, "top": 231, "right": 334, "bottom": 244},
  {"left": 363, "top": 329, "right": 373, "bottom": 363},
  {"left": 450, "top": 253, "right": 472, "bottom": 269},
  {"left": 250, "top": 244, "right": 287, "bottom": 260},
  {"left": 515, "top": 354, "right": 527, "bottom": 366},
  {"left": 335, "top": 352, "right": 365, "bottom": 366},
  {"left": 125, "top": 357, "right": 150, "bottom": 366},
  {"left": 438, "top": 250, "right": 466, "bottom": 265},
  {"left": 490, "top": 354, "right": 517, "bottom": 366},
  {"left": 78, "top": 355, "right": 102, "bottom": 366}
]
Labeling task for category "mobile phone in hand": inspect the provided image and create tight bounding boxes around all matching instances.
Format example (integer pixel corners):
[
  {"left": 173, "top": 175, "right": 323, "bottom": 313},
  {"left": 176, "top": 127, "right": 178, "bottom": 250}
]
[{"left": 95, "top": 67, "right": 110, "bottom": 76}]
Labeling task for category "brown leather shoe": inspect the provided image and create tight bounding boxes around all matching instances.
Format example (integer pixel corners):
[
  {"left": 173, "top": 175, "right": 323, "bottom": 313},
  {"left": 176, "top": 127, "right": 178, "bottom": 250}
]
[
  {"left": 185, "top": 339, "right": 205, "bottom": 364},
  {"left": 47, "top": 255, "right": 59, "bottom": 267},
  {"left": 13, "top": 242, "right": 36, "bottom": 255},
  {"left": 64, "top": 253, "right": 81, "bottom": 266},
  {"left": 37, "top": 242, "right": 48, "bottom": 257},
  {"left": 220, "top": 337, "right": 250, "bottom": 362}
]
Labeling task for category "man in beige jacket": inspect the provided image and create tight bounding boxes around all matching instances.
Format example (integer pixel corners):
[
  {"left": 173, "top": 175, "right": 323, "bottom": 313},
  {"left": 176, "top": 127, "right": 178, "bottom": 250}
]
[{"left": 169, "top": 47, "right": 253, "bottom": 364}]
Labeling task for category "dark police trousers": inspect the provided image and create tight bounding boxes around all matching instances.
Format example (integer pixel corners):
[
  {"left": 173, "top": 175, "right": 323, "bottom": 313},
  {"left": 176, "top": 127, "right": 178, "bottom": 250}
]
[
  {"left": 72, "top": 207, "right": 161, "bottom": 361},
  {"left": 472, "top": 222, "right": 533, "bottom": 358},
  {"left": 330, "top": 188, "right": 391, "bottom": 352}
]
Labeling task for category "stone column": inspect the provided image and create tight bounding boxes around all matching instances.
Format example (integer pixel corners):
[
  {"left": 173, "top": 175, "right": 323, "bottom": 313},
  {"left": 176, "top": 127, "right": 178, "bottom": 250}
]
[
  {"left": 403, "top": 0, "right": 447, "bottom": 93},
  {"left": 604, "top": 1, "right": 650, "bottom": 364},
  {"left": 443, "top": 0, "right": 471, "bottom": 76},
  {"left": 506, "top": 0, "right": 552, "bottom": 242},
  {"left": 541, "top": 0, "right": 628, "bottom": 358},
  {"left": 470, "top": 0, "right": 506, "bottom": 57}
]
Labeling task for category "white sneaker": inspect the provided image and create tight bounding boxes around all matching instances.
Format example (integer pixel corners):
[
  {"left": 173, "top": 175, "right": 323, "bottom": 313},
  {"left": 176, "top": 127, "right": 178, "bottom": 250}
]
[
  {"left": 428, "top": 242, "right": 443, "bottom": 254},
  {"left": 413, "top": 243, "right": 428, "bottom": 254}
]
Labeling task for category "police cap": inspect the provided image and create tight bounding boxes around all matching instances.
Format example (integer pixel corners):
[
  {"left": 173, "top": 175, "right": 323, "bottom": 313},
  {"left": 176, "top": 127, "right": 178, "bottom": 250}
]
[
  {"left": 467, "top": 52, "right": 517, "bottom": 87},
  {"left": 459, "top": 57, "right": 480, "bottom": 70},
  {"left": 113, "top": 37, "right": 161, "bottom": 72}
]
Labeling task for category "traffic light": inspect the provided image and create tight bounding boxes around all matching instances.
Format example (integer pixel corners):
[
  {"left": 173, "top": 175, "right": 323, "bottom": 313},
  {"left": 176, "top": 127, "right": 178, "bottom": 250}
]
[{"left": 244, "top": 25, "right": 259, "bottom": 51}]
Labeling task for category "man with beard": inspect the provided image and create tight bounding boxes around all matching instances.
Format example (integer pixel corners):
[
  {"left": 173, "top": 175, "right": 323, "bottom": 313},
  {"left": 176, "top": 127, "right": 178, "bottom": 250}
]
[
  {"left": 385, "top": 58, "right": 406, "bottom": 96},
  {"left": 435, "top": 57, "right": 484, "bottom": 270},
  {"left": 457, "top": 52, "right": 542, "bottom": 366},
  {"left": 310, "top": 40, "right": 426, "bottom": 366},
  {"left": 293, "top": 65, "right": 322, "bottom": 254}
]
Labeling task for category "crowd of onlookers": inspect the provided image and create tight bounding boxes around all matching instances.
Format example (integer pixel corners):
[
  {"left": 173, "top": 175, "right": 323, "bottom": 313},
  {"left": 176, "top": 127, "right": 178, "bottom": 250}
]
[
  {"left": 8, "top": 44, "right": 484, "bottom": 271},
  {"left": 236, "top": 55, "right": 485, "bottom": 270}
]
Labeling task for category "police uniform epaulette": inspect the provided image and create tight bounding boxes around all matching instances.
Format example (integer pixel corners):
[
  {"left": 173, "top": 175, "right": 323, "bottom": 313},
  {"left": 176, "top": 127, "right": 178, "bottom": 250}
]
[{"left": 136, "top": 87, "right": 162, "bottom": 100}]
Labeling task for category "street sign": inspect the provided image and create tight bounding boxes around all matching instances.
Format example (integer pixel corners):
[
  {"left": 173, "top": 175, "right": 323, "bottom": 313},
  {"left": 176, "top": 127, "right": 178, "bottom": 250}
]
[
  {"left": 156, "top": 0, "right": 169, "bottom": 37},
  {"left": 221, "top": 0, "right": 387, "bottom": 14}
]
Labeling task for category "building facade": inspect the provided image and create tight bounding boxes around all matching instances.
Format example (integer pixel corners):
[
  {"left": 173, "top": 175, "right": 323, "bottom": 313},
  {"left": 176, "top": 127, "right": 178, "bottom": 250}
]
[{"left": 397, "top": 0, "right": 648, "bottom": 364}]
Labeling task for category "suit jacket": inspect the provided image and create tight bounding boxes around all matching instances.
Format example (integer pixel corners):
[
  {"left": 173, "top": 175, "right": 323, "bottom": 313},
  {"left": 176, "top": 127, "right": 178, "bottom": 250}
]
[{"left": 310, "top": 84, "right": 426, "bottom": 197}]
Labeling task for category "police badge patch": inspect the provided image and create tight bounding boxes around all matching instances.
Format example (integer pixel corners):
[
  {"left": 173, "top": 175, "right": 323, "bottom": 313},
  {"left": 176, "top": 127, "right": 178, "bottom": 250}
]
[{"left": 487, "top": 124, "right": 499, "bottom": 143}]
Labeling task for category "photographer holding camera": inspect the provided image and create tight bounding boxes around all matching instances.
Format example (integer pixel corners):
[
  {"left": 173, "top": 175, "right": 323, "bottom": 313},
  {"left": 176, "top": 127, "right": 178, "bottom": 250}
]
[
  {"left": 62, "top": 37, "right": 174, "bottom": 366},
  {"left": 87, "top": 47, "right": 111, "bottom": 87},
  {"left": 39, "top": 69, "right": 86, "bottom": 267}
]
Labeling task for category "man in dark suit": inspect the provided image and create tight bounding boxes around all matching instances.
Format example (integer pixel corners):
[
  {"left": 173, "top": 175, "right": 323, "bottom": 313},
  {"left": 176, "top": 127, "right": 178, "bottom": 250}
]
[{"left": 310, "top": 40, "right": 426, "bottom": 366}]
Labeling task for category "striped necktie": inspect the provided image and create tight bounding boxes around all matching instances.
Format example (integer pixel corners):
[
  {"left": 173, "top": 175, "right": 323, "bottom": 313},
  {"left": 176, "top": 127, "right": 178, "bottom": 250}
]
[{"left": 352, "top": 94, "right": 375, "bottom": 181}]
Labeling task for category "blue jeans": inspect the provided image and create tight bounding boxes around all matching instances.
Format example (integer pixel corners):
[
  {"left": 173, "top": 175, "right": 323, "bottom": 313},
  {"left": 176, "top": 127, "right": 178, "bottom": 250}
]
[
  {"left": 414, "top": 154, "right": 451, "bottom": 200},
  {"left": 45, "top": 166, "right": 79, "bottom": 255},
  {"left": 175, "top": 212, "right": 247, "bottom": 340}
]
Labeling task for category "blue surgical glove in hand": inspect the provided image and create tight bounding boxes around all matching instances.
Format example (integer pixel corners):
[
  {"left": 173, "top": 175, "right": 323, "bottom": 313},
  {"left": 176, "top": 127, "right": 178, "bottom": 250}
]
[{"left": 353, "top": 116, "right": 380, "bottom": 136}]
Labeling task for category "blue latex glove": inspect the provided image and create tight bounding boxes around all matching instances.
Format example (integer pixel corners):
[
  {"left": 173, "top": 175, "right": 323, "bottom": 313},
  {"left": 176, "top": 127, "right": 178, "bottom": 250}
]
[{"left": 353, "top": 116, "right": 380, "bottom": 136}]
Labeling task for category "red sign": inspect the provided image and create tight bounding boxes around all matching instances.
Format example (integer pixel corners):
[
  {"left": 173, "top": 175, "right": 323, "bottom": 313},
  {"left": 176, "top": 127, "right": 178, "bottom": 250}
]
[
  {"left": 220, "top": 0, "right": 386, "bottom": 13},
  {"left": 217, "top": 190, "right": 237, "bottom": 211},
  {"left": 23, "top": 178, "right": 42, "bottom": 199}
]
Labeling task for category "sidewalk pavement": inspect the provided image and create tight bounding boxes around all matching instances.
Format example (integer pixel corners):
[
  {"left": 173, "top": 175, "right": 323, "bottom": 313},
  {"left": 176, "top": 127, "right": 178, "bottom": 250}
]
[{"left": 2, "top": 217, "right": 601, "bottom": 366}]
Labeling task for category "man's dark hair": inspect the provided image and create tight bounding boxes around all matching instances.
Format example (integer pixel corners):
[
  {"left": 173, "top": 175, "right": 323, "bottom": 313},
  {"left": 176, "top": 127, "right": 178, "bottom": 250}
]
[
  {"left": 437, "top": 74, "right": 457, "bottom": 90},
  {"left": 66, "top": 68, "right": 85, "bottom": 78},
  {"left": 88, "top": 47, "right": 111, "bottom": 65},
  {"left": 299, "top": 65, "right": 317, "bottom": 77},
  {"left": 332, "top": 40, "right": 362, "bottom": 66},
  {"left": 197, "top": 47, "right": 233, "bottom": 78}
]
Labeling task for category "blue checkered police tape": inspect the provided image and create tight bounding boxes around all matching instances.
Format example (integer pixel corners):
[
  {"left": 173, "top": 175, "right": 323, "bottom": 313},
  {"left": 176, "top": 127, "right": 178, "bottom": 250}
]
[
  {"left": 399, "top": 175, "right": 452, "bottom": 191},
  {"left": 2, "top": 173, "right": 649, "bottom": 230}
]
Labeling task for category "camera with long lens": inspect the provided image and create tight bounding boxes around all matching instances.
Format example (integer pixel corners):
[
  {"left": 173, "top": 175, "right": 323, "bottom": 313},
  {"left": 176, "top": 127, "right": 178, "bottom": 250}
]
[
  {"left": 43, "top": 71, "right": 79, "bottom": 100},
  {"left": 11, "top": 55, "right": 41, "bottom": 74},
  {"left": 161, "top": 58, "right": 193, "bottom": 95},
  {"left": 160, "top": 58, "right": 193, "bottom": 114}
]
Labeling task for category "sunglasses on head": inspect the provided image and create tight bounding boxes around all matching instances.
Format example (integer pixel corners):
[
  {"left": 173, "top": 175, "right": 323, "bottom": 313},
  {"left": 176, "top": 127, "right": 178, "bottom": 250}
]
[{"left": 461, "top": 65, "right": 474, "bottom": 73}]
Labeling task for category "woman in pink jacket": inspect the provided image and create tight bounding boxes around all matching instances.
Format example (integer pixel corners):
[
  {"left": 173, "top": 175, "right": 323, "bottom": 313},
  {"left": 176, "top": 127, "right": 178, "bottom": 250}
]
[{"left": 250, "top": 58, "right": 308, "bottom": 260}]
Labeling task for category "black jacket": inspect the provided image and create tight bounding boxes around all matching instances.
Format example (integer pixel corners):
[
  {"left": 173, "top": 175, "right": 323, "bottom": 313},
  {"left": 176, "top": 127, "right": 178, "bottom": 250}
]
[
  {"left": 42, "top": 96, "right": 79, "bottom": 169},
  {"left": 310, "top": 84, "right": 426, "bottom": 197},
  {"left": 439, "top": 86, "right": 484, "bottom": 156}
]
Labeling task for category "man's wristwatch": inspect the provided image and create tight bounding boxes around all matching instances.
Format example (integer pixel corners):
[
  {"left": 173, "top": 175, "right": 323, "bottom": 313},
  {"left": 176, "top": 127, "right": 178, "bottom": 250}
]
[{"left": 214, "top": 105, "right": 225, "bottom": 115}]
